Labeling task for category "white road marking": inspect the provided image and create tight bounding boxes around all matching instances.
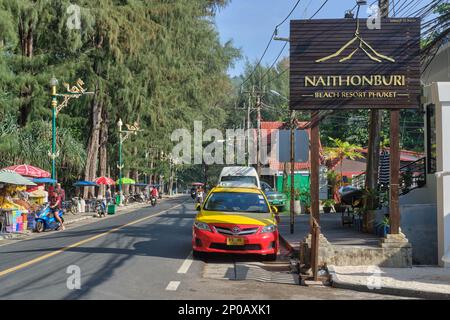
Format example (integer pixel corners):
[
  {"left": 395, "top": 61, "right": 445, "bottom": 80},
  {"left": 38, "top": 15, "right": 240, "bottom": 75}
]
[
  {"left": 177, "top": 252, "right": 194, "bottom": 274},
  {"left": 166, "top": 281, "right": 180, "bottom": 291}
]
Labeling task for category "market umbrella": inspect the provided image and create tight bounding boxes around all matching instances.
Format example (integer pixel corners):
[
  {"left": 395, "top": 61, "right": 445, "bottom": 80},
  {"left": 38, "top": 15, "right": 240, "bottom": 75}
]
[
  {"left": 95, "top": 177, "right": 115, "bottom": 185},
  {"left": 0, "top": 170, "right": 37, "bottom": 186},
  {"left": 3, "top": 164, "right": 50, "bottom": 178},
  {"left": 32, "top": 177, "right": 57, "bottom": 184},
  {"left": 73, "top": 180, "right": 98, "bottom": 187},
  {"left": 116, "top": 177, "right": 136, "bottom": 185}
]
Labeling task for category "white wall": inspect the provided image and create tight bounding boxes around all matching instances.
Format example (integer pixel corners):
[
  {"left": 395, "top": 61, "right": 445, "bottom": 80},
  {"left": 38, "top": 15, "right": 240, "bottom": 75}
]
[{"left": 432, "top": 82, "right": 450, "bottom": 268}]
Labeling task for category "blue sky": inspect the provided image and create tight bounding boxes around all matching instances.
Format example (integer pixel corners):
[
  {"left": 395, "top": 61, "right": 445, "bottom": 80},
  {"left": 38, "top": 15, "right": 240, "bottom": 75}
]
[{"left": 215, "top": 0, "right": 382, "bottom": 77}]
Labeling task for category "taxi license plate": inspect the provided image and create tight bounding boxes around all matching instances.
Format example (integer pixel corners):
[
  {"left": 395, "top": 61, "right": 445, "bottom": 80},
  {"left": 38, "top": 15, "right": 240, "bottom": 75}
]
[{"left": 226, "top": 237, "right": 245, "bottom": 246}]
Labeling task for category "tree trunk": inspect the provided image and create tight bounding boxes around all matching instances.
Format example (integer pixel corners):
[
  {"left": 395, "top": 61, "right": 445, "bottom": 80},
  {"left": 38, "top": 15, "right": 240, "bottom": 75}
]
[
  {"left": 98, "top": 106, "right": 109, "bottom": 197},
  {"left": 84, "top": 89, "right": 103, "bottom": 198},
  {"left": 17, "top": 20, "right": 34, "bottom": 127},
  {"left": 26, "top": 22, "right": 33, "bottom": 58},
  {"left": 124, "top": 171, "right": 130, "bottom": 196}
]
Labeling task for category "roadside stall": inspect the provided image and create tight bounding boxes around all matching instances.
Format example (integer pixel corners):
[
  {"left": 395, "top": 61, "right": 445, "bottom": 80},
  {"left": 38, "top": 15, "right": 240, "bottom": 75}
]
[
  {"left": 95, "top": 177, "right": 116, "bottom": 214},
  {"left": 0, "top": 170, "right": 37, "bottom": 234},
  {"left": 73, "top": 181, "right": 98, "bottom": 212}
]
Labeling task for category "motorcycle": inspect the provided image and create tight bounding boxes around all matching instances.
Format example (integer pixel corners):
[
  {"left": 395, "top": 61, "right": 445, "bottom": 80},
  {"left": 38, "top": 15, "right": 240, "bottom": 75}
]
[
  {"left": 34, "top": 204, "right": 64, "bottom": 233},
  {"left": 150, "top": 196, "right": 157, "bottom": 207},
  {"left": 95, "top": 199, "right": 107, "bottom": 218}
]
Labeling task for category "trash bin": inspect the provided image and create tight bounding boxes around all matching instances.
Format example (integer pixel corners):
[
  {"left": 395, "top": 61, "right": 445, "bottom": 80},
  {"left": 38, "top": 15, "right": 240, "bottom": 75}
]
[{"left": 107, "top": 204, "right": 116, "bottom": 215}]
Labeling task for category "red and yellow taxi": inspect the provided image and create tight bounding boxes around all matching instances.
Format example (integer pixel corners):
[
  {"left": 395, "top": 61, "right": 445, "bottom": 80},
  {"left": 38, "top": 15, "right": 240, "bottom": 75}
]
[{"left": 192, "top": 185, "right": 279, "bottom": 260}]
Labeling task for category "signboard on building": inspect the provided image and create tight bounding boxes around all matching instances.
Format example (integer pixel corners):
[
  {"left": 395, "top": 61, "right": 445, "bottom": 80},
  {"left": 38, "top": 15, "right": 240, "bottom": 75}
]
[{"left": 290, "top": 18, "right": 421, "bottom": 110}]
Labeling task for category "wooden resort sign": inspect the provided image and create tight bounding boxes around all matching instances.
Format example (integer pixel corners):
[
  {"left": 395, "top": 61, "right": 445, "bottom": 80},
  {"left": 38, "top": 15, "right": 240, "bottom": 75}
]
[{"left": 289, "top": 18, "right": 421, "bottom": 110}]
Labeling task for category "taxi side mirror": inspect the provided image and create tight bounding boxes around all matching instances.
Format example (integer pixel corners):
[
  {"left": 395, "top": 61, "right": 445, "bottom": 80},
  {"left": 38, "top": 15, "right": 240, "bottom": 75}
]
[
  {"left": 195, "top": 203, "right": 201, "bottom": 211},
  {"left": 271, "top": 206, "right": 278, "bottom": 214}
]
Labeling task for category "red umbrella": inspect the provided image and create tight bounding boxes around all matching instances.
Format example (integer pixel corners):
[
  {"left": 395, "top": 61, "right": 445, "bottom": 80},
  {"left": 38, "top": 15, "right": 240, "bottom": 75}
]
[
  {"left": 3, "top": 164, "right": 50, "bottom": 178},
  {"left": 95, "top": 176, "right": 115, "bottom": 185}
]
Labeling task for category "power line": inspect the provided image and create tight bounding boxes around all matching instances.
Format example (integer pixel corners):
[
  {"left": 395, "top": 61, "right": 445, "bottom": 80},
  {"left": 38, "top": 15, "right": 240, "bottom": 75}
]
[
  {"left": 240, "top": 0, "right": 303, "bottom": 89},
  {"left": 259, "top": 42, "right": 288, "bottom": 83},
  {"left": 310, "top": 0, "right": 330, "bottom": 19},
  {"left": 260, "top": 0, "right": 330, "bottom": 88},
  {"left": 275, "top": 0, "right": 303, "bottom": 29}
]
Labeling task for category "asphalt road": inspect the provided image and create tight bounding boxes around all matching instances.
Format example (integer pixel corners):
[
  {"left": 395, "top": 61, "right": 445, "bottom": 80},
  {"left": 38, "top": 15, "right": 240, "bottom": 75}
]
[{"left": 0, "top": 196, "right": 407, "bottom": 300}]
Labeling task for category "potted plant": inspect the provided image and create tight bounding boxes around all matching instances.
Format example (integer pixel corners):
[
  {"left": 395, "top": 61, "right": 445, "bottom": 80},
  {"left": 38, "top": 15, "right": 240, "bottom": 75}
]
[
  {"left": 360, "top": 188, "right": 380, "bottom": 233},
  {"left": 376, "top": 216, "right": 390, "bottom": 237},
  {"left": 299, "top": 188, "right": 311, "bottom": 214},
  {"left": 293, "top": 189, "right": 301, "bottom": 215},
  {"left": 321, "top": 199, "right": 335, "bottom": 213},
  {"left": 334, "top": 202, "right": 346, "bottom": 213}
]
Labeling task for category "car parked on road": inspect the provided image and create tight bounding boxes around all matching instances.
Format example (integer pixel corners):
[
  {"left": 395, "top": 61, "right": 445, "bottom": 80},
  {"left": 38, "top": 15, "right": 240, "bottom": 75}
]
[
  {"left": 218, "top": 166, "right": 260, "bottom": 188},
  {"left": 192, "top": 185, "right": 279, "bottom": 260},
  {"left": 261, "top": 181, "right": 287, "bottom": 211}
]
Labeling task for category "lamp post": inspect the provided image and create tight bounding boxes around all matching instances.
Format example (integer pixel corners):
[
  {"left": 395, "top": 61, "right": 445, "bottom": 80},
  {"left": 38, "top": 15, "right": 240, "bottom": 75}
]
[
  {"left": 50, "top": 77, "right": 59, "bottom": 182},
  {"left": 117, "top": 119, "right": 140, "bottom": 205},
  {"left": 49, "top": 76, "right": 93, "bottom": 183}
]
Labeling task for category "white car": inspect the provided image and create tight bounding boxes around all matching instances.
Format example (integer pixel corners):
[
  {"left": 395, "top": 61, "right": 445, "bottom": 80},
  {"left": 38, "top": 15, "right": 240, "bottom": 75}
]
[{"left": 218, "top": 166, "right": 260, "bottom": 189}]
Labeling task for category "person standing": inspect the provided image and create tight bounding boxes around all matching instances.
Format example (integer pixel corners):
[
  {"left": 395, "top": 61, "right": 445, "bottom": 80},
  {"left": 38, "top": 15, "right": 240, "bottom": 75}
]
[{"left": 105, "top": 187, "right": 112, "bottom": 204}]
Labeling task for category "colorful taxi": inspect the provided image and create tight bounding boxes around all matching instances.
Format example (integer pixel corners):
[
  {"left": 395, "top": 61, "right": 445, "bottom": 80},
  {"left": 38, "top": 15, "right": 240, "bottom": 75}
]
[{"left": 192, "top": 184, "right": 279, "bottom": 260}]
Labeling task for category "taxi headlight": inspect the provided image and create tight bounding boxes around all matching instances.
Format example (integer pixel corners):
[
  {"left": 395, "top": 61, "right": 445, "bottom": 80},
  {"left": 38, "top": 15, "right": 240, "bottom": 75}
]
[
  {"left": 261, "top": 224, "right": 277, "bottom": 234},
  {"left": 194, "top": 221, "right": 212, "bottom": 232}
]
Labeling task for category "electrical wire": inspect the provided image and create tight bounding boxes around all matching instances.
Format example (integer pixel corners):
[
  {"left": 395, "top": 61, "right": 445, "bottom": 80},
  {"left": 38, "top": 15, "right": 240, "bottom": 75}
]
[
  {"left": 260, "top": 0, "right": 330, "bottom": 88},
  {"left": 240, "top": 0, "right": 303, "bottom": 89},
  {"left": 259, "top": 41, "right": 288, "bottom": 83},
  {"left": 309, "top": 0, "right": 330, "bottom": 19}
]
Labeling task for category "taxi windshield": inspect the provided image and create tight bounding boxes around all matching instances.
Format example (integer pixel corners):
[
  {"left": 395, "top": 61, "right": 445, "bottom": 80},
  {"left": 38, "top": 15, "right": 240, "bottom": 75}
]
[{"left": 204, "top": 192, "right": 270, "bottom": 213}]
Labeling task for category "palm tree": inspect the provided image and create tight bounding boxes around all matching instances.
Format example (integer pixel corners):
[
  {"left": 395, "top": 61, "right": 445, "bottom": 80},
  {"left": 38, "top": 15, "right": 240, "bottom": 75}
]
[{"left": 324, "top": 138, "right": 364, "bottom": 185}]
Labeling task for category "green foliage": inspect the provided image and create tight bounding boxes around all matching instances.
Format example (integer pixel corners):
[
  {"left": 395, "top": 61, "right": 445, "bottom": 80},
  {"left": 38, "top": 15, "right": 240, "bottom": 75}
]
[
  {"left": 0, "top": 0, "right": 240, "bottom": 185},
  {"left": 321, "top": 199, "right": 335, "bottom": 207}
]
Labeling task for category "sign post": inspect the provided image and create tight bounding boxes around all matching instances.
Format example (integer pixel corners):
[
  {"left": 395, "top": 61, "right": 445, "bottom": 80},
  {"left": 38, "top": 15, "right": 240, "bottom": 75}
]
[{"left": 290, "top": 17, "right": 420, "bottom": 278}]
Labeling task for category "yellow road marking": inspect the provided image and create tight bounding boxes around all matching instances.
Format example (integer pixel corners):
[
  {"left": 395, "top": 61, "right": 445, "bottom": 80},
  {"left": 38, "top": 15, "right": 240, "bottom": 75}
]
[{"left": 0, "top": 203, "right": 184, "bottom": 278}]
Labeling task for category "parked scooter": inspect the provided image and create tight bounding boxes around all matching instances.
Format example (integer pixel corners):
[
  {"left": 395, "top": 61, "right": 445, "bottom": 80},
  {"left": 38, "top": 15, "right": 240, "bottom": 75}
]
[
  {"left": 34, "top": 204, "right": 64, "bottom": 233},
  {"left": 94, "top": 199, "right": 107, "bottom": 218}
]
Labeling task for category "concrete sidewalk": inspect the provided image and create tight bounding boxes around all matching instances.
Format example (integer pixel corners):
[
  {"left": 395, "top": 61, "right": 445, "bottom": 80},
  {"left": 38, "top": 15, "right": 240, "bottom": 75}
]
[
  {"left": 278, "top": 213, "right": 381, "bottom": 252},
  {"left": 328, "top": 265, "right": 450, "bottom": 299},
  {"left": 0, "top": 195, "right": 184, "bottom": 241}
]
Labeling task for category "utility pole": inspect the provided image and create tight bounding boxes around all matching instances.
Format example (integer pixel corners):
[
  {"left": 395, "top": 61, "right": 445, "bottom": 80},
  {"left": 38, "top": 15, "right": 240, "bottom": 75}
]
[
  {"left": 247, "top": 99, "right": 251, "bottom": 166},
  {"left": 310, "top": 112, "right": 321, "bottom": 281},
  {"left": 365, "top": 0, "right": 388, "bottom": 212},
  {"left": 256, "top": 92, "right": 262, "bottom": 176},
  {"left": 377, "top": 0, "right": 402, "bottom": 235},
  {"left": 242, "top": 86, "right": 265, "bottom": 171},
  {"left": 290, "top": 110, "right": 296, "bottom": 234}
]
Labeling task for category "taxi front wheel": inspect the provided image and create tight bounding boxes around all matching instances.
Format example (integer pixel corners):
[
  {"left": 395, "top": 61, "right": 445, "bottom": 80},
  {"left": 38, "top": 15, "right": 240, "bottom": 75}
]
[
  {"left": 193, "top": 250, "right": 204, "bottom": 260},
  {"left": 264, "top": 254, "right": 277, "bottom": 261}
]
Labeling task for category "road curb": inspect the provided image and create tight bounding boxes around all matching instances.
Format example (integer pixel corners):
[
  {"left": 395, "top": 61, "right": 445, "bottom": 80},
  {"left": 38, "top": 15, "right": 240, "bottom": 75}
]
[
  {"left": 327, "top": 265, "right": 450, "bottom": 300},
  {"left": 279, "top": 234, "right": 299, "bottom": 256},
  {"left": 0, "top": 200, "right": 175, "bottom": 242},
  {"left": 64, "top": 216, "right": 92, "bottom": 226}
]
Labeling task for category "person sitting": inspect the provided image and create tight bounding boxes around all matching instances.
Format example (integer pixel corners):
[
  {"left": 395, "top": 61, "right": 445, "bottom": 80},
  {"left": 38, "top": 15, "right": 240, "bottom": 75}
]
[{"left": 49, "top": 189, "right": 65, "bottom": 231}]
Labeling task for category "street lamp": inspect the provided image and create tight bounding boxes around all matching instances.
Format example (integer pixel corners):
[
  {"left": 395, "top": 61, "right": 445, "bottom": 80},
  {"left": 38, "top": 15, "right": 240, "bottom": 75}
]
[
  {"left": 49, "top": 76, "right": 93, "bottom": 183},
  {"left": 50, "top": 77, "right": 59, "bottom": 181},
  {"left": 117, "top": 118, "right": 140, "bottom": 205}
]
